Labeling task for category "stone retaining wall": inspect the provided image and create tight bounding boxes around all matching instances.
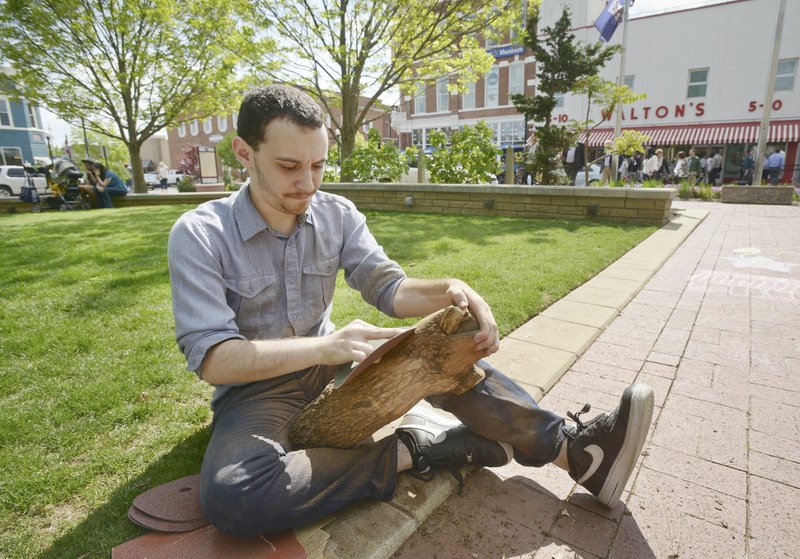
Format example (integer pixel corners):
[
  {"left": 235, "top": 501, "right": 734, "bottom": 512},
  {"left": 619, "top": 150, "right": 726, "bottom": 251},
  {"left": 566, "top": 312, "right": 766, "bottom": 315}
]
[
  {"left": 1, "top": 183, "right": 675, "bottom": 224},
  {"left": 323, "top": 184, "right": 675, "bottom": 225},
  {"left": 720, "top": 185, "right": 794, "bottom": 205}
]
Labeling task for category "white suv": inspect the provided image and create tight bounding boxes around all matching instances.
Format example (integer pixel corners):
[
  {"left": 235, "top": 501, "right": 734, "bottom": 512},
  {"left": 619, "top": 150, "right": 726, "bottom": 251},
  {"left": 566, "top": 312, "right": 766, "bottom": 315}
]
[{"left": 0, "top": 165, "right": 49, "bottom": 197}]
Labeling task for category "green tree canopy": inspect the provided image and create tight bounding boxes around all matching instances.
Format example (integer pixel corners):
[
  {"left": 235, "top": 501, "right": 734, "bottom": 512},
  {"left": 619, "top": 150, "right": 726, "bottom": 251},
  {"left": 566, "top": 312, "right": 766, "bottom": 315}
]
[
  {"left": 0, "top": 0, "right": 262, "bottom": 192},
  {"left": 427, "top": 122, "right": 501, "bottom": 184},
  {"left": 245, "top": 0, "right": 524, "bottom": 180},
  {"left": 512, "top": 7, "right": 618, "bottom": 184},
  {"left": 341, "top": 128, "right": 410, "bottom": 183}
]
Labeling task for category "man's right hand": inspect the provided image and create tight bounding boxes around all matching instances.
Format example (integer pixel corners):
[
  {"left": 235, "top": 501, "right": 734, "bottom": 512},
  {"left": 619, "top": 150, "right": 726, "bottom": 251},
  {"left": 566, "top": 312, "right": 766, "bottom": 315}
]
[{"left": 324, "top": 320, "right": 409, "bottom": 366}]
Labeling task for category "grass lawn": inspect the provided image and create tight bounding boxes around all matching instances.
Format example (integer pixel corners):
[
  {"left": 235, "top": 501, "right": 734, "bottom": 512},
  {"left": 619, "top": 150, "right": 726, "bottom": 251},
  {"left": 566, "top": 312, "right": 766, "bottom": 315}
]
[{"left": 0, "top": 205, "right": 657, "bottom": 558}]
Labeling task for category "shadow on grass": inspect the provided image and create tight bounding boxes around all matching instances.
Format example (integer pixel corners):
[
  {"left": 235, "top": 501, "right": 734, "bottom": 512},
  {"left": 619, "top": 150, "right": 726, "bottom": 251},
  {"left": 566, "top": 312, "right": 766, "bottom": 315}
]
[{"left": 38, "top": 427, "right": 211, "bottom": 559}]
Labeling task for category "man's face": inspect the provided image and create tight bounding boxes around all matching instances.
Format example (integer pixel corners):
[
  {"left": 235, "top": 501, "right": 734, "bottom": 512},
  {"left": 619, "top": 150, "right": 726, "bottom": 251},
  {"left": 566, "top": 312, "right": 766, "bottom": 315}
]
[{"left": 242, "top": 118, "right": 328, "bottom": 218}]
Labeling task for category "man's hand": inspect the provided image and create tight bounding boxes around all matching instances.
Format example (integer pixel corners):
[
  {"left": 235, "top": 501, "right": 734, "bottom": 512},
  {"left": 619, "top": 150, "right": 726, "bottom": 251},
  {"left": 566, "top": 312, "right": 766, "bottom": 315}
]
[
  {"left": 324, "top": 320, "right": 409, "bottom": 366},
  {"left": 446, "top": 281, "right": 499, "bottom": 356}
]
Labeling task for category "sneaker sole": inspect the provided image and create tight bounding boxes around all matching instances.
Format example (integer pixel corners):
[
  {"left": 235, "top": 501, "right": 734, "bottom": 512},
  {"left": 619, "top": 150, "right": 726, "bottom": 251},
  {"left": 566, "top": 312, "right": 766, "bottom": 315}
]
[{"left": 596, "top": 384, "right": 654, "bottom": 507}]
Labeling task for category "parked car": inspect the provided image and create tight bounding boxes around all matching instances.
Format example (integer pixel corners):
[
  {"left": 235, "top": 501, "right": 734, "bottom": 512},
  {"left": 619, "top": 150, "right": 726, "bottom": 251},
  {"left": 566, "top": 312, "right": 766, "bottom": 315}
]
[
  {"left": 574, "top": 163, "right": 602, "bottom": 186},
  {"left": 0, "top": 165, "right": 49, "bottom": 197},
  {"left": 144, "top": 169, "right": 185, "bottom": 188}
]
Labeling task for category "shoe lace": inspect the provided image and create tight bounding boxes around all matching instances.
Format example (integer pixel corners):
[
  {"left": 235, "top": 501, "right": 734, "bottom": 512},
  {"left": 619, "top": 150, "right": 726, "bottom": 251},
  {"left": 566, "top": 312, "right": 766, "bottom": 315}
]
[{"left": 566, "top": 403, "right": 592, "bottom": 429}]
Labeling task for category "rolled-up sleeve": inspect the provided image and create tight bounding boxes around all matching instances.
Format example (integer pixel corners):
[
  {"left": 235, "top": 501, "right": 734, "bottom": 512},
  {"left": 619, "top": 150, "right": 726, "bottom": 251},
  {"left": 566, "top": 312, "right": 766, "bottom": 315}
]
[
  {"left": 338, "top": 205, "right": 406, "bottom": 317},
  {"left": 168, "top": 214, "right": 244, "bottom": 375}
]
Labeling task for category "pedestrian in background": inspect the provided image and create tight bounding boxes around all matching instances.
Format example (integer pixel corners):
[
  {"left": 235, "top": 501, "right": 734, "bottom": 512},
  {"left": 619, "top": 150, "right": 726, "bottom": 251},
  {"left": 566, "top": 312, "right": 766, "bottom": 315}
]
[{"left": 157, "top": 161, "right": 169, "bottom": 190}]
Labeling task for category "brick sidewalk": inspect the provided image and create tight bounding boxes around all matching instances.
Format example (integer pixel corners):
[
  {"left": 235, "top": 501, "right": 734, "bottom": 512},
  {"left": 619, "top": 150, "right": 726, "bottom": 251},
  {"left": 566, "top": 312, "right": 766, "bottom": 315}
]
[{"left": 393, "top": 201, "right": 800, "bottom": 559}]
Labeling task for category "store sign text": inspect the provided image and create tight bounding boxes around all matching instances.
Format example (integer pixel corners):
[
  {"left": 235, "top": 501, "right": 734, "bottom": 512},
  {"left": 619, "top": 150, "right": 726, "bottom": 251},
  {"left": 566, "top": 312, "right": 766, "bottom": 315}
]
[
  {"left": 601, "top": 102, "right": 705, "bottom": 122},
  {"left": 748, "top": 99, "right": 783, "bottom": 112}
]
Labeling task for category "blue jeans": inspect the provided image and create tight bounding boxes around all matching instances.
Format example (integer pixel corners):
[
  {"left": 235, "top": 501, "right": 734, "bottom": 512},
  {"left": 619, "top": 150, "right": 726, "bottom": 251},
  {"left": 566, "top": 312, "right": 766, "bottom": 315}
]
[
  {"left": 94, "top": 184, "right": 127, "bottom": 208},
  {"left": 200, "top": 360, "right": 565, "bottom": 537}
]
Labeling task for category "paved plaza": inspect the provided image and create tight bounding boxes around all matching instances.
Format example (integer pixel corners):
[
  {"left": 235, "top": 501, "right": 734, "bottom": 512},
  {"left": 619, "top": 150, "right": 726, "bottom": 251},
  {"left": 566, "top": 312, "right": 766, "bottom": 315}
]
[{"left": 390, "top": 201, "right": 800, "bottom": 559}]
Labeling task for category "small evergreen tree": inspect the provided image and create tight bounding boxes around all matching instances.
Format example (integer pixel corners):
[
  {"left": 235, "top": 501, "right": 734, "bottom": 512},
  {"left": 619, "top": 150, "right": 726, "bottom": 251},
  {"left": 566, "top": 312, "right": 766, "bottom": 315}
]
[
  {"left": 427, "top": 122, "right": 501, "bottom": 184},
  {"left": 512, "top": 7, "right": 618, "bottom": 184}
]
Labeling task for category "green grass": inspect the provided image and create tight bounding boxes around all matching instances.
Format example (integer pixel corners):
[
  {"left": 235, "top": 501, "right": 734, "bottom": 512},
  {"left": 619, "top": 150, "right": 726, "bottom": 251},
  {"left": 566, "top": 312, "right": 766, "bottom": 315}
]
[{"left": 0, "top": 206, "right": 657, "bottom": 558}]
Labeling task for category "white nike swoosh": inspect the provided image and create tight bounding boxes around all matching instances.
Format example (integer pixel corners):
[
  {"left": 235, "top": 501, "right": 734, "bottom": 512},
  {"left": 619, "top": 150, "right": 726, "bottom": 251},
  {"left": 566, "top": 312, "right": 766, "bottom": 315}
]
[{"left": 576, "top": 444, "right": 604, "bottom": 484}]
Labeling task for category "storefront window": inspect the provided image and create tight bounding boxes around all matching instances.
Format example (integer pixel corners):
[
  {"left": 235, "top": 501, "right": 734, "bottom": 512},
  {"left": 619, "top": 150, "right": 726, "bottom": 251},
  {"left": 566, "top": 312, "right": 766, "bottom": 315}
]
[
  {"left": 500, "top": 121, "right": 525, "bottom": 145},
  {"left": 775, "top": 58, "right": 797, "bottom": 91},
  {"left": 687, "top": 68, "right": 709, "bottom": 98}
]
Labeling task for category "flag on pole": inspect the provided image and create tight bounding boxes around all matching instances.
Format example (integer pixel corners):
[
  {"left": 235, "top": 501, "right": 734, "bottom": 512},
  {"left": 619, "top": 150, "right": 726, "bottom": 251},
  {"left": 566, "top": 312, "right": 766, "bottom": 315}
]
[{"left": 594, "top": 0, "right": 633, "bottom": 42}]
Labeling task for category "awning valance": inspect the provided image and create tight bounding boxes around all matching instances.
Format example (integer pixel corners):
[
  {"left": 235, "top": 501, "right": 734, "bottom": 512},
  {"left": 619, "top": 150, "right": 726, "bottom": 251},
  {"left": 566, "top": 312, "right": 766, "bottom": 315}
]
[{"left": 582, "top": 120, "right": 800, "bottom": 147}]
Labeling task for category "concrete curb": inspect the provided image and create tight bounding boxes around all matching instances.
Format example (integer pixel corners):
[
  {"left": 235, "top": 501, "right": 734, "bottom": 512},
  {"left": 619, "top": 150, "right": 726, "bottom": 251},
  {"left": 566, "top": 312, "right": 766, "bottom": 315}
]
[{"left": 322, "top": 206, "right": 709, "bottom": 558}]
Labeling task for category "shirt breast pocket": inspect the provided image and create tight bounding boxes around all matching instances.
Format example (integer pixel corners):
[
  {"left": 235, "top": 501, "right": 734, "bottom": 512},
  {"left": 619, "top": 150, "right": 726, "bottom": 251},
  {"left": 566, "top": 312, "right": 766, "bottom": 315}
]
[
  {"left": 303, "top": 255, "right": 340, "bottom": 315},
  {"left": 225, "top": 274, "right": 277, "bottom": 334}
]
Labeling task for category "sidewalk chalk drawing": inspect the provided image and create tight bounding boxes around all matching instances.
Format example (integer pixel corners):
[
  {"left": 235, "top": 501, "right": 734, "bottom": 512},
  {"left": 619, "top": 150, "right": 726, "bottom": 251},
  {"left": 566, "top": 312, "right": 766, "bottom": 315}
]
[
  {"left": 720, "top": 247, "right": 798, "bottom": 274},
  {"left": 687, "top": 247, "right": 800, "bottom": 301}
]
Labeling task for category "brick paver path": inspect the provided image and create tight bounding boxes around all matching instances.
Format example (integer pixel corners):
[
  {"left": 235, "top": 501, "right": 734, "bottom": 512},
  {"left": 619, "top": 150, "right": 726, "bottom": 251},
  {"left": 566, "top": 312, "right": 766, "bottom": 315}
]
[{"left": 393, "top": 201, "right": 800, "bottom": 559}]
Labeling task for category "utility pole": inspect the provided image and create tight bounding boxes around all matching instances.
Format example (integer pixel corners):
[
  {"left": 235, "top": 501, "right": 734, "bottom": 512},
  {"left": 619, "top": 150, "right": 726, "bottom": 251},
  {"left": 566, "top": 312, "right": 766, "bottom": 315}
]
[
  {"left": 752, "top": 0, "right": 786, "bottom": 186},
  {"left": 611, "top": 0, "right": 630, "bottom": 181}
]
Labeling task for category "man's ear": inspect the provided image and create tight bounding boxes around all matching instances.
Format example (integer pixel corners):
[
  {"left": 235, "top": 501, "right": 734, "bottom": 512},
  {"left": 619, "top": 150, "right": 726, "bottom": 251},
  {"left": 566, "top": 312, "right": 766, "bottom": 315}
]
[{"left": 232, "top": 136, "right": 255, "bottom": 169}]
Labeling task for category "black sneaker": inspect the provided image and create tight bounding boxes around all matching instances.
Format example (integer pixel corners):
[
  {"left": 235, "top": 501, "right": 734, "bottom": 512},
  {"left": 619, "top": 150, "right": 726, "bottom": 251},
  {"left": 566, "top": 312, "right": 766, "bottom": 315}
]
[
  {"left": 396, "top": 407, "right": 513, "bottom": 491},
  {"left": 564, "top": 384, "right": 654, "bottom": 507}
]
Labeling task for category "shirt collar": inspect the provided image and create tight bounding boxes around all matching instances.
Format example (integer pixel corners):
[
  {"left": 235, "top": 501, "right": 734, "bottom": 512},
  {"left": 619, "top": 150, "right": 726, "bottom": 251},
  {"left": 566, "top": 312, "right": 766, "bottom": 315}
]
[{"left": 234, "top": 183, "right": 316, "bottom": 241}]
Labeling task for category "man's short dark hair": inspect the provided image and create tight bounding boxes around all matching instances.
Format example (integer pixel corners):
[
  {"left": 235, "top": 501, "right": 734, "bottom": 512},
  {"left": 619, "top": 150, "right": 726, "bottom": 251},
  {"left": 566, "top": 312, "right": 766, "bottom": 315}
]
[{"left": 237, "top": 85, "right": 326, "bottom": 149}]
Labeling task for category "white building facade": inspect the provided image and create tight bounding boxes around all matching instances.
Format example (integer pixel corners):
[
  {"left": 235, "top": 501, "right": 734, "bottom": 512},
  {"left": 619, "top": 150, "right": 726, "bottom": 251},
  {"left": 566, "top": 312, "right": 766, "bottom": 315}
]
[{"left": 556, "top": 0, "right": 799, "bottom": 183}]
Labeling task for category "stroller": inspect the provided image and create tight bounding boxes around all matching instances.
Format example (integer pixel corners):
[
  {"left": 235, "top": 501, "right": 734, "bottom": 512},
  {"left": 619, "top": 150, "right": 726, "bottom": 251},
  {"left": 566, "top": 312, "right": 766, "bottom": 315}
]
[
  {"left": 20, "top": 164, "right": 46, "bottom": 213},
  {"left": 47, "top": 159, "right": 90, "bottom": 210}
]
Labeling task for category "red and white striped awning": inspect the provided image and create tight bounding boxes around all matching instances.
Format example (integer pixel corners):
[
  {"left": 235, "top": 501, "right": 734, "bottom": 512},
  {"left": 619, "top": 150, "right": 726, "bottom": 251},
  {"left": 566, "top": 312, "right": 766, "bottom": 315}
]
[{"left": 583, "top": 120, "right": 800, "bottom": 147}]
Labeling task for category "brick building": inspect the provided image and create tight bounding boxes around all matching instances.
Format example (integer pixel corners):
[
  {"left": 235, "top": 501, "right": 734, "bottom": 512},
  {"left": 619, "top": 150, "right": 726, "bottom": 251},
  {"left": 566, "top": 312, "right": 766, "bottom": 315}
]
[{"left": 166, "top": 95, "right": 395, "bottom": 183}]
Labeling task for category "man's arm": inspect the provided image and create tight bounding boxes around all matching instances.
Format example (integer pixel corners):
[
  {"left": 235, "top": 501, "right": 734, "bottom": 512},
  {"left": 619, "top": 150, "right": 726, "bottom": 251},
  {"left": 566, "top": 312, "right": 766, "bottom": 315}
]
[
  {"left": 201, "top": 320, "right": 407, "bottom": 385},
  {"left": 391, "top": 278, "right": 499, "bottom": 356}
]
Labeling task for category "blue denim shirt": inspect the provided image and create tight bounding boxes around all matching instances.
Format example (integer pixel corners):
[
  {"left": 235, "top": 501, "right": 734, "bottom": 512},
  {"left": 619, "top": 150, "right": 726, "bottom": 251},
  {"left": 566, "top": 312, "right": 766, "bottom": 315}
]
[{"left": 168, "top": 184, "right": 406, "bottom": 401}]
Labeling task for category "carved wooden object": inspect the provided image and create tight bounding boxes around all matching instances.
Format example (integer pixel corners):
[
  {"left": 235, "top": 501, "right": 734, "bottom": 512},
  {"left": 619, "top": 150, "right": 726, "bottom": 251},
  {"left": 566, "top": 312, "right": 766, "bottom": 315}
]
[{"left": 288, "top": 305, "right": 485, "bottom": 449}]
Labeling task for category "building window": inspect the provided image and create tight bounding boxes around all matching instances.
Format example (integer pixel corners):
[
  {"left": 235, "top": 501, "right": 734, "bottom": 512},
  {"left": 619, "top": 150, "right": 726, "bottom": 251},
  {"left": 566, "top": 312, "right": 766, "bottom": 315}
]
[
  {"left": 485, "top": 67, "right": 499, "bottom": 108},
  {"left": 1, "top": 146, "right": 23, "bottom": 165},
  {"left": 412, "top": 129, "right": 423, "bottom": 147},
  {"left": 27, "top": 104, "right": 39, "bottom": 129},
  {"left": 623, "top": 74, "right": 635, "bottom": 90},
  {"left": 775, "top": 58, "right": 798, "bottom": 91},
  {"left": 687, "top": 68, "right": 708, "bottom": 98},
  {"left": 177, "top": 123, "right": 186, "bottom": 138},
  {"left": 463, "top": 82, "right": 476, "bottom": 110},
  {"left": 0, "top": 98, "right": 11, "bottom": 127},
  {"left": 415, "top": 83, "right": 426, "bottom": 114},
  {"left": 509, "top": 62, "right": 524, "bottom": 97},
  {"left": 217, "top": 116, "right": 228, "bottom": 132},
  {"left": 436, "top": 77, "right": 448, "bottom": 112},
  {"left": 203, "top": 117, "right": 213, "bottom": 134},
  {"left": 554, "top": 92, "right": 565, "bottom": 108},
  {"left": 500, "top": 120, "right": 525, "bottom": 145},
  {"left": 190, "top": 119, "right": 199, "bottom": 136}
]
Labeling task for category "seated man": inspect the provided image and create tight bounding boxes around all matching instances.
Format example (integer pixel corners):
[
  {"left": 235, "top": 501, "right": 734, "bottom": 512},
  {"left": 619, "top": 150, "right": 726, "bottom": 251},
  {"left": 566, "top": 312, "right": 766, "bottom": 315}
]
[{"left": 167, "top": 85, "right": 654, "bottom": 537}]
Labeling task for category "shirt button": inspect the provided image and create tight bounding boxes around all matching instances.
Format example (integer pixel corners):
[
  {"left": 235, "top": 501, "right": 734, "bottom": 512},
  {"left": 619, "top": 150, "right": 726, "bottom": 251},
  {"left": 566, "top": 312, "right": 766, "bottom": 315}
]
[
  {"left": 291, "top": 314, "right": 297, "bottom": 321},
  {"left": 288, "top": 277, "right": 294, "bottom": 283},
  {"left": 248, "top": 288, "right": 253, "bottom": 294}
]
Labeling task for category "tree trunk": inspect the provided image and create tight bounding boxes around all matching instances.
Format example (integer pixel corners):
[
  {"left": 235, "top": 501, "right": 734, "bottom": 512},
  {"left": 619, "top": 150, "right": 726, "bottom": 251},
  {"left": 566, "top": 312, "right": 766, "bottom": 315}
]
[
  {"left": 288, "top": 306, "right": 486, "bottom": 449},
  {"left": 127, "top": 140, "right": 146, "bottom": 194}
]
